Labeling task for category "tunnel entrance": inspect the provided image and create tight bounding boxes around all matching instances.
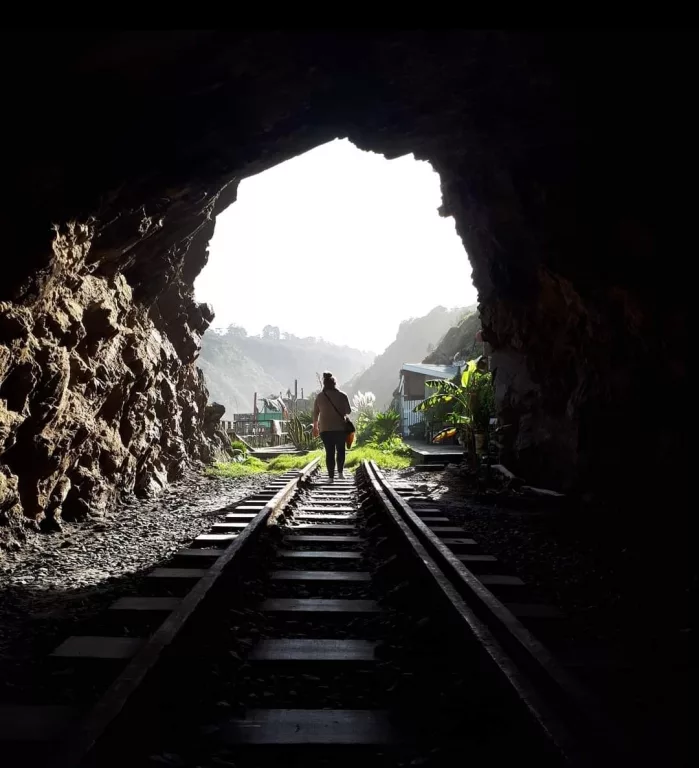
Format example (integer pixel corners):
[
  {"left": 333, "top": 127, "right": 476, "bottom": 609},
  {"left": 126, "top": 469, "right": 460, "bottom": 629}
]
[{"left": 193, "top": 138, "right": 477, "bottom": 434}]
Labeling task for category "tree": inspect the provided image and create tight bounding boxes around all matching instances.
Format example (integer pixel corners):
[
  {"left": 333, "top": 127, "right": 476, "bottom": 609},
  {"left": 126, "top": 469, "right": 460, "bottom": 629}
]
[
  {"left": 262, "top": 325, "right": 281, "bottom": 340},
  {"left": 226, "top": 324, "right": 247, "bottom": 338}
]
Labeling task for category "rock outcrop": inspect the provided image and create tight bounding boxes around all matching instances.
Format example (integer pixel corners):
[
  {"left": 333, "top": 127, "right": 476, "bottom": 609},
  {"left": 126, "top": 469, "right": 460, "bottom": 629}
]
[
  {"left": 1, "top": 30, "right": 690, "bottom": 540},
  {"left": 423, "top": 310, "right": 481, "bottom": 366},
  {"left": 202, "top": 402, "right": 236, "bottom": 462},
  {"left": 0, "top": 217, "right": 219, "bottom": 543}
]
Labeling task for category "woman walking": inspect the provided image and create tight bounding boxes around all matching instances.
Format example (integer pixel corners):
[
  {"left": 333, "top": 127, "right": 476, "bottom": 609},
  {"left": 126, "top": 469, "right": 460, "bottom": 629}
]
[{"left": 312, "top": 371, "right": 352, "bottom": 483}]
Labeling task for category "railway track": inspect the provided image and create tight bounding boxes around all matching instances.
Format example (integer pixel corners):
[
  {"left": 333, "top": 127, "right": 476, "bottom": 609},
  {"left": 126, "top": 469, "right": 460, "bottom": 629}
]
[{"left": 1, "top": 459, "right": 615, "bottom": 767}]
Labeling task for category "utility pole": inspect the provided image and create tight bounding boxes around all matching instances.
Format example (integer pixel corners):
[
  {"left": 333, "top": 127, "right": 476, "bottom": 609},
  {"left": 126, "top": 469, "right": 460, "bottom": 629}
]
[{"left": 294, "top": 379, "right": 298, "bottom": 415}]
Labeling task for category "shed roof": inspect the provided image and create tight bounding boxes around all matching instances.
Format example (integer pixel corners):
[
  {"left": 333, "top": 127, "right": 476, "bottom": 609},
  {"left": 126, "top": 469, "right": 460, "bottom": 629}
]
[{"left": 401, "top": 363, "right": 460, "bottom": 378}]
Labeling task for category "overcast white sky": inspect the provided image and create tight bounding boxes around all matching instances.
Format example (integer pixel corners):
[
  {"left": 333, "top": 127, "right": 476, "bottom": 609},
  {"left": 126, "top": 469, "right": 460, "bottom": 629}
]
[{"left": 195, "top": 139, "right": 476, "bottom": 354}]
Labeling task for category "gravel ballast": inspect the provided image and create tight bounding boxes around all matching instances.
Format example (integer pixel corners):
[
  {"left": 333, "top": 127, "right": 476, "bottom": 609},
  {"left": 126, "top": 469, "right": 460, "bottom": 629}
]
[
  {"left": 0, "top": 471, "right": 274, "bottom": 660},
  {"left": 384, "top": 464, "right": 690, "bottom": 766},
  {"left": 0, "top": 463, "right": 689, "bottom": 765}
]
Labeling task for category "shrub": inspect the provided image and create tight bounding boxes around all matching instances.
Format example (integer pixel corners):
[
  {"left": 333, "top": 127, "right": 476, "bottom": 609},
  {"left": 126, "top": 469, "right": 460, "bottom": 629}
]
[
  {"left": 371, "top": 410, "right": 400, "bottom": 443},
  {"left": 287, "top": 416, "right": 321, "bottom": 451},
  {"left": 230, "top": 440, "right": 249, "bottom": 455},
  {"left": 368, "top": 436, "right": 412, "bottom": 457},
  {"left": 296, "top": 410, "right": 314, "bottom": 428},
  {"left": 357, "top": 409, "right": 400, "bottom": 444}
]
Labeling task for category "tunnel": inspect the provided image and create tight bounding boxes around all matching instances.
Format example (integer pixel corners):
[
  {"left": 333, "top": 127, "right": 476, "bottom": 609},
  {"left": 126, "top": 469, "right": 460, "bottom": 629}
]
[{"left": 0, "top": 29, "right": 690, "bottom": 536}]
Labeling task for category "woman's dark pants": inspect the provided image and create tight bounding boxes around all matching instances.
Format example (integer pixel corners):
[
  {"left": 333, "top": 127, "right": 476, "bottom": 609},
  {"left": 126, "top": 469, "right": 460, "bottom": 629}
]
[{"left": 320, "top": 430, "right": 346, "bottom": 478}]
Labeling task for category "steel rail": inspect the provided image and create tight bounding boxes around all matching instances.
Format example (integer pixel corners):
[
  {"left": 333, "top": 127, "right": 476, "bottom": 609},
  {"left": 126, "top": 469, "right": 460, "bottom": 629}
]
[
  {"left": 361, "top": 460, "right": 607, "bottom": 766},
  {"left": 50, "top": 456, "right": 320, "bottom": 768}
]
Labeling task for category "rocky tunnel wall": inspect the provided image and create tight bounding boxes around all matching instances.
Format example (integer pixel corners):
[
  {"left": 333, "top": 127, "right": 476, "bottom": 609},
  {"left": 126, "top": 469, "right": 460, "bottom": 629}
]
[{"left": 0, "top": 30, "right": 689, "bottom": 541}]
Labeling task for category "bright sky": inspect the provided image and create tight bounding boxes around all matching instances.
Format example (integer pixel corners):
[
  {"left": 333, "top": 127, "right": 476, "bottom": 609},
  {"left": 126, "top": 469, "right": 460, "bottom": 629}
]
[{"left": 195, "top": 139, "right": 476, "bottom": 354}]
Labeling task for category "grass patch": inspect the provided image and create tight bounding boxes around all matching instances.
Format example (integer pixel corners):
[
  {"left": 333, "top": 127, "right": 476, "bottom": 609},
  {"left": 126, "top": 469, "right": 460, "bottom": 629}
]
[
  {"left": 344, "top": 445, "right": 412, "bottom": 471},
  {"left": 205, "top": 456, "right": 270, "bottom": 478},
  {"left": 268, "top": 445, "right": 411, "bottom": 473},
  {"left": 207, "top": 440, "right": 412, "bottom": 479},
  {"left": 266, "top": 450, "right": 323, "bottom": 472}
]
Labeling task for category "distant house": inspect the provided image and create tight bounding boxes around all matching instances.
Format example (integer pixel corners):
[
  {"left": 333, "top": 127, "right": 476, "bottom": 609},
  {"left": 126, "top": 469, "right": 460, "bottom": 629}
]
[
  {"left": 256, "top": 396, "right": 288, "bottom": 425},
  {"left": 395, "top": 362, "right": 464, "bottom": 439}
]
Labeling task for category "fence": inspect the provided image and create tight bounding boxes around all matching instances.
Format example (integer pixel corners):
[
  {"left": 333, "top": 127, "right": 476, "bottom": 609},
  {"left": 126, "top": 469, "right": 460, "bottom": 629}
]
[
  {"left": 224, "top": 419, "right": 290, "bottom": 448},
  {"left": 401, "top": 399, "right": 425, "bottom": 438}
]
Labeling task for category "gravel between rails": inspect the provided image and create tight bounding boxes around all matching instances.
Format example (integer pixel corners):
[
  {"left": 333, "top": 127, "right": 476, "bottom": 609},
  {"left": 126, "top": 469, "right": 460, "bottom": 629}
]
[
  {"left": 0, "top": 471, "right": 275, "bottom": 660},
  {"left": 384, "top": 464, "right": 690, "bottom": 766}
]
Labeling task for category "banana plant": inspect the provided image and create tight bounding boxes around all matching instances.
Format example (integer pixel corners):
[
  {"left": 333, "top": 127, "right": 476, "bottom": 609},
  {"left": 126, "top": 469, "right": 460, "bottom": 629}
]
[
  {"left": 414, "top": 379, "right": 471, "bottom": 422},
  {"left": 460, "top": 358, "right": 480, "bottom": 389},
  {"left": 414, "top": 357, "right": 494, "bottom": 446}
]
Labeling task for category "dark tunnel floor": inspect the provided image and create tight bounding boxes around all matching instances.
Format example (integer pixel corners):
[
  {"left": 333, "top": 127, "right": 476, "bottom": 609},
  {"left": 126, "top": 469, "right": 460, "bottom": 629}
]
[
  {"left": 385, "top": 466, "right": 690, "bottom": 765},
  {"left": 0, "top": 465, "right": 690, "bottom": 765}
]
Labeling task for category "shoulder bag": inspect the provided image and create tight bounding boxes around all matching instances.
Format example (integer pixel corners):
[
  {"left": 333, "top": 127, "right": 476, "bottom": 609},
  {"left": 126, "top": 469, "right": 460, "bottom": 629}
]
[{"left": 323, "top": 391, "right": 355, "bottom": 434}]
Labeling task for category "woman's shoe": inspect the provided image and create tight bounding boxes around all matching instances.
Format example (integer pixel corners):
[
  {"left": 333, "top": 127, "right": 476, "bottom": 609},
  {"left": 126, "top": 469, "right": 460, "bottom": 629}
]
[
  {"left": 338, "top": 472, "right": 345, "bottom": 480},
  {"left": 327, "top": 477, "right": 334, "bottom": 484}
]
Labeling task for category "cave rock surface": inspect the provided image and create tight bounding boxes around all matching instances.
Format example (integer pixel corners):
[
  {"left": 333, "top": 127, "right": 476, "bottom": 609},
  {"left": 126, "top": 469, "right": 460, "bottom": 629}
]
[{"left": 0, "top": 30, "right": 689, "bottom": 542}]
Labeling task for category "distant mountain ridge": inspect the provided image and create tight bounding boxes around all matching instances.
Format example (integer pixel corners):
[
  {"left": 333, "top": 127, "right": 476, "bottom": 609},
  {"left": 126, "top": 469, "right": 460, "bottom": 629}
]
[
  {"left": 342, "top": 306, "right": 472, "bottom": 409},
  {"left": 198, "top": 326, "right": 374, "bottom": 415}
]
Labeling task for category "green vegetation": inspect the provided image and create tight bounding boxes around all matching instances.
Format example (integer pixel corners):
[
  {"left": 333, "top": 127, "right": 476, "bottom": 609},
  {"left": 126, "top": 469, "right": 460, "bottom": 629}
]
[
  {"left": 371, "top": 436, "right": 412, "bottom": 457},
  {"left": 344, "top": 444, "right": 411, "bottom": 470},
  {"left": 207, "top": 417, "right": 413, "bottom": 479},
  {"left": 266, "top": 450, "right": 323, "bottom": 472},
  {"left": 415, "top": 357, "right": 496, "bottom": 451},
  {"left": 352, "top": 392, "right": 401, "bottom": 447},
  {"left": 344, "top": 306, "right": 468, "bottom": 409},
  {"left": 296, "top": 409, "right": 314, "bottom": 428},
  {"left": 345, "top": 397, "right": 412, "bottom": 467},
  {"left": 369, "top": 410, "right": 400, "bottom": 443},
  {"left": 287, "top": 415, "right": 322, "bottom": 451},
  {"left": 268, "top": 444, "right": 411, "bottom": 472},
  {"left": 209, "top": 439, "right": 412, "bottom": 478},
  {"left": 206, "top": 455, "right": 269, "bottom": 478}
]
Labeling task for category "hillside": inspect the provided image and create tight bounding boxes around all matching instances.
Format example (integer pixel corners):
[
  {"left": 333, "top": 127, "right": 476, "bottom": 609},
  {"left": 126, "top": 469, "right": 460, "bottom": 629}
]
[
  {"left": 422, "top": 308, "right": 482, "bottom": 365},
  {"left": 198, "top": 326, "right": 374, "bottom": 414},
  {"left": 342, "top": 306, "right": 470, "bottom": 409}
]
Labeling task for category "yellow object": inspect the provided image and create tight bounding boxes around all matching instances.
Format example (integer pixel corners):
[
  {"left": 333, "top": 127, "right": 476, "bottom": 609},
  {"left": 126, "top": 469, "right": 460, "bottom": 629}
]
[{"left": 433, "top": 428, "right": 456, "bottom": 444}]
